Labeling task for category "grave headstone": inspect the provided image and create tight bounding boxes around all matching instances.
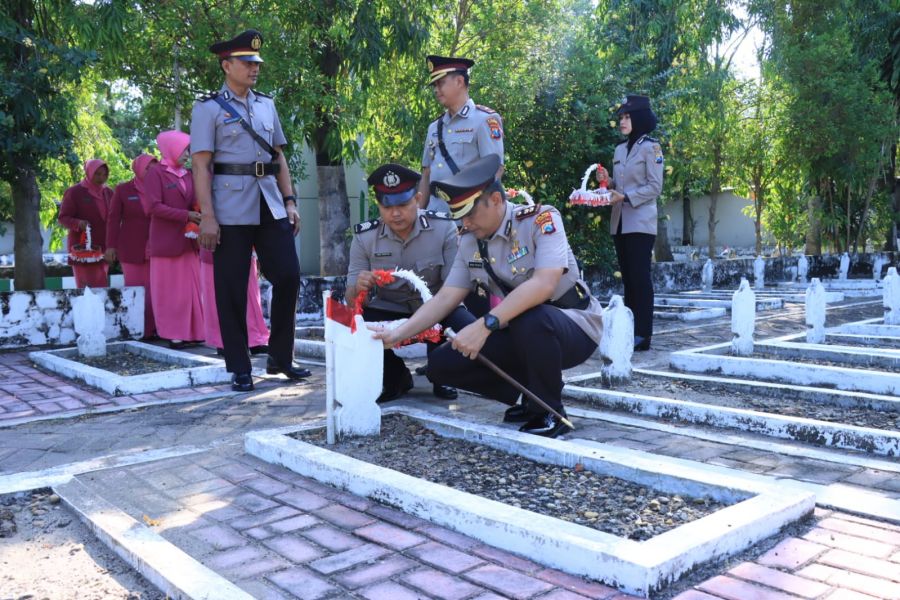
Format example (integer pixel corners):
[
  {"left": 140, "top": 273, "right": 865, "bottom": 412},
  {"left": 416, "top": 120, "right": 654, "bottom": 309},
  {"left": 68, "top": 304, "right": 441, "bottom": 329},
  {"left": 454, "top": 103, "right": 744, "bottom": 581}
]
[
  {"left": 839, "top": 252, "right": 850, "bottom": 281},
  {"left": 701, "top": 259, "right": 714, "bottom": 293},
  {"left": 324, "top": 292, "right": 382, "bottom": 442},
  {"left": 72, "top": 287, "right": 106, "bottom": 357},
  {"left": 873, "top": 254, "right": 886, "bottom": 282},
  {"left": 798, "top": 254, "right": 809, "bottom": 284},
  {"left": 883, "top": 267, "right": 900, "bottom": 326},
  {"left": 753, "top": 256, "right": 765, "bottom": 290},
  {"left": 599, "top": 295, "right": 633, "bottom": 384},
  {"left": 805, "top": 278, "right": 826, "bottom": 344},
  {"left": 731, "top": 278, "right": 756, "bottom": 356}
]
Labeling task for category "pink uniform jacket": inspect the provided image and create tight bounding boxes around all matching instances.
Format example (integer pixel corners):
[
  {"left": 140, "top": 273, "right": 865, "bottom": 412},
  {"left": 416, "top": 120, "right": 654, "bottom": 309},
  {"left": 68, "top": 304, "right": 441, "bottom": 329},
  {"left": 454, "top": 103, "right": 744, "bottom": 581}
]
[
  {"left": 143, "top": 166, "right": 196, "bottom": 258},
  {"left": 107, "top": 178, "right": 151, "bottom": 264}
]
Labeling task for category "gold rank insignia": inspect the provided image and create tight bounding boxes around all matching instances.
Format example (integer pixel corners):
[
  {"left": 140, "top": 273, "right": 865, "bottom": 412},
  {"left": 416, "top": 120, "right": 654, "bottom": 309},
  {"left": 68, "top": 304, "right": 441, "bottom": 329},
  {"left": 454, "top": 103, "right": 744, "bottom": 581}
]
[
  {"left": 251, "top": 35, "right": 262, "bottom": 50},
  {"left": 427, "top": 59, "right": 434, "bottom": 71},
  {"left": 436, "top": 188, "right": 451, "bottom": 204}
]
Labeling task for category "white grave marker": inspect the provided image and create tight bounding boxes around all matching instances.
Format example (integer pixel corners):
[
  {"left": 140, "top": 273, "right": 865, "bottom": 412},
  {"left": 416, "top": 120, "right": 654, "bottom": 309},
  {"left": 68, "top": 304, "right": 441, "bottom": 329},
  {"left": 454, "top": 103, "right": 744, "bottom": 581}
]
[
  {"left": 805, "top": 278, "right": 826, "bottom": 344},
  {"left": 701, "top": 259, "right": 714, "bottom": 293},
  {"left": 731, "top": 278, "right": 756, "bottom": 356},
  {"left": 753, "top": 256, "right": 765, "bottom": 290},
  {"left": 873, "top": 254, "right": 886, "bottom": 282},
  {"left": 797, "top": 254, "right": 809, "bottom": 284},
  {"left": 599, "top": 295, "right": 634, "bottom": 384},
  {"left": 72, "top": 287, "right": 107, "bottom": 357},
  {"left": 883, "top": 267, "right": 900, "bottom": 326},
  {"left": 324, "top": 292, "right": 383, "bottom": 443},
  {"left": 839, "top": 252, "right": 850, "bottom": 281}
]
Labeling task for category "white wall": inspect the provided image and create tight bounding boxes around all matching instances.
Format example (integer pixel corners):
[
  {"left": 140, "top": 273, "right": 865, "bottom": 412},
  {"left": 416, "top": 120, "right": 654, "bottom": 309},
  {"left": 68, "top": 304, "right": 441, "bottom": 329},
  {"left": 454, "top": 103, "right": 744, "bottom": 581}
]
[
  {"left": 0, "top": 223, "right": 54, "bottom": 255},
  {"left": 663, "top": 191, "right": 773, "bottom": 248}
]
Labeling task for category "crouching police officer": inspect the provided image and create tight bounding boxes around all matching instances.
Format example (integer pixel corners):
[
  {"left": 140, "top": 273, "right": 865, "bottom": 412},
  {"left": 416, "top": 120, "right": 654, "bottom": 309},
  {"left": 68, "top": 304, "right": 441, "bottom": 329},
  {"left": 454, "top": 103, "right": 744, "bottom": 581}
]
[
  {"left": 348, "top": 164, "right": 473, "bottom": 403},
  {"left": 191, "top": 29, "right": 310, "bottom": 392},
  {"left": 374, "top": 154, "right": 603, "bottom": 438}
]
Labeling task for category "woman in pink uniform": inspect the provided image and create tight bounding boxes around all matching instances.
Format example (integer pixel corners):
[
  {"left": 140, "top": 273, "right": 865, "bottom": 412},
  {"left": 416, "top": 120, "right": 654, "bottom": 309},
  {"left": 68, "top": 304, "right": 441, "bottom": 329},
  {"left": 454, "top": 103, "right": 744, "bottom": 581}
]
[
  {"left": 144, "top": 130, "right": 204, "bottom": 348},
  {"left": 58, "top": 159, "right": 112, "bottom": 288},
  {"left": 107, "top": 154, "right": 159, "bottom": 338},
  {"left": 200, "top": 248, "right": 269, "bottom": 354}
]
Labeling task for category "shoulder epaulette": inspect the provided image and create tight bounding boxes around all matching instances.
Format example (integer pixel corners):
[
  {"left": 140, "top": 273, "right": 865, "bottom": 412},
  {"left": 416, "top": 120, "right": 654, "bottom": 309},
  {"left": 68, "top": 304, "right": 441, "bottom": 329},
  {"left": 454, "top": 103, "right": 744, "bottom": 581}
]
[
  {"left": 425, "top": 210, "right": 452, "bottom": 220},
  {"left": 354, "top": 219, "right": 381, "bottom": 234},
  {"left": 638, "top": 135, "right": 658, "bottom": 144},
  {"left": 197, "top": 90, "right": 219, "bottom": 103},
  {"left": 252, "top": 89, "right": 273, "bottom": 99},
  {"left": 475, "top": 104, "right": 498, "bottom": 114},
  {"left": 514, "top": 204, "right": 541, "bottom": 220}
]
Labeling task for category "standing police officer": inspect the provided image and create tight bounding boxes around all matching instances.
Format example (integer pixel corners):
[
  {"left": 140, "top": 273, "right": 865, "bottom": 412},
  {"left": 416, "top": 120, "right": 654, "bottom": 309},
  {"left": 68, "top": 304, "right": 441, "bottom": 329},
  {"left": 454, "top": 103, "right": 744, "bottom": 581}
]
[
  {"left": 191, "top": 29, "right": 310, "bottom": 392},
  {"left": 347, "top": 164, "right": 471, "bottom": 402},
  {"left": 417, "top": 55, "right": 505, "bottom": 212},
  {"left": 376, "top": 155, "right": 604, "bottom": 438}
]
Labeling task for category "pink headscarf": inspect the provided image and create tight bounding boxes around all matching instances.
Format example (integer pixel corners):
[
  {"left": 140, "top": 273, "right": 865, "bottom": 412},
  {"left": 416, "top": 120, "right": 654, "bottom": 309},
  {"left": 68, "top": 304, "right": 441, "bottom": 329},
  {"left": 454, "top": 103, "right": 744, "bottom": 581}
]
[
  {"left": 156, "top": 130, "right": 191, "bottom": 178},
  {"left": 131, "top": 153, "right": 158, "bottom": 196},
  {"left": 80, "top": 159, "right": 110, "bottom": 202}
]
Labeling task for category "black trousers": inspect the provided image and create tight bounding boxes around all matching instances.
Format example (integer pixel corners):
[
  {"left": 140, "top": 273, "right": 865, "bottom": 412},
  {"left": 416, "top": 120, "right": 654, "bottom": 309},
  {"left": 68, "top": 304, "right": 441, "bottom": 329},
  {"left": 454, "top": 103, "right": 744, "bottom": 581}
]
[
  {"left": 214, "top": 202, "right": 299, "bottom": 374},
  {"left": 428, "top": 304, "right": 597, "bottom": 412},
  {"left": 612, "top": 231, "right": 656, "bottom": 340},
  {"left": 362, "top": 305, "right": 476, "bottom": 388}
]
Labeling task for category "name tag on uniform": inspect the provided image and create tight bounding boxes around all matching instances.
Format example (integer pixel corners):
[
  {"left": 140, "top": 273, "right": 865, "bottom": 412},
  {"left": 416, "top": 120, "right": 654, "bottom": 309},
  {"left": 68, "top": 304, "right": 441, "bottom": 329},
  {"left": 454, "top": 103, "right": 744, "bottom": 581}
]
[
  {"left": 127, "top": 195, "right": 140, "bottom": 201},
  {"left": 613, "top": 160, "right": 621, "bottom": 165},
  {"left": 165, "top": 183, "right": 178, "bottom": 189},
  {"left": 468, "top": 260, "right": 485, "bottom": 269},
  {"left": 374, "top": 251, "right": 392, "bottom": 257}
]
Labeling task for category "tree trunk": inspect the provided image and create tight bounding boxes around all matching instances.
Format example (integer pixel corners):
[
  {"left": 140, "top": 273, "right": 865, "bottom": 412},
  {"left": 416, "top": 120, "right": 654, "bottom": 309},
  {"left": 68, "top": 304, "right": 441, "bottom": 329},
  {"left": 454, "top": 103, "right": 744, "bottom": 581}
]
[
  {"left": 708, "top": 143, "right": 722, "bottom": 258},
  {"left": 886, "top": 142, "right": 897, "bottom": 251},
  {"left": 317, "top": 165, "right": 350, "bottom": 276},
  {"left": 805, "top": 188, "right": 822, "bottom": 255},
  {"left": 753, "top": 176, "right": 763, "bottom": 256},
  {"left": 11, "top": 166, "right": 45, "bottom": 291},
  {"left": 681, "top": 189, "right": 692, "bottom": 246}
]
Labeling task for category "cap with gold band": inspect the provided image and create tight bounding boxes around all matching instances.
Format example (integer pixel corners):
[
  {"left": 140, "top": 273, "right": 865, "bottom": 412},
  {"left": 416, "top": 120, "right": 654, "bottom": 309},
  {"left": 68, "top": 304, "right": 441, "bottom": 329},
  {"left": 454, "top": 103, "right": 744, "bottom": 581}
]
[
  {"left": 426, "top": 54, "right": 475, "bottom": 85},
  {"left": 431, "top": 154, "right": 501, "bottom": 219},
  {"left": 367, "top": 163, "right": 421, "bottom": 207},
  {"left": 210, "top": 29, "right": 265, "bottom": 63}
]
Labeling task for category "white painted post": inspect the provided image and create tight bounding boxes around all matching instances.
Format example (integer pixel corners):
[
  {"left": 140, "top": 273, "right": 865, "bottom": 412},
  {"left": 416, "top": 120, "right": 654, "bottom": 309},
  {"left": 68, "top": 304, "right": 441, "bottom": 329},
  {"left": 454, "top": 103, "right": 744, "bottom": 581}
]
[
  {"left": 839, "top": 252, "right": 850, "bottom": 281},
  {"left": 797, "top": 254, "right": 809, "bottom": 284},
  {"left": 599, "top": 295, "right": 633, "bottom": 384},
  {"left": 753, "top": 256, "right": 765, "bottom": 291},
  {"left": 701, "top": 259, "right": 714, "bottom": 293},
  {"left": 883, "top": 267, "right": 900, "bottom": 326},
  {"left": 731, "top": 278, "right": 756, "bottom": 356},
  {"left": 873, "top": 254, "right": 886, "bottom": 282},
  {"left": 324, "top": 293, "right": 383, "bottom": 442},
  {"left": 72, "top": 287, "right": 107, "bottom": 357},
  {"left": 805, "top": 278, "right": 826, "bottom": 344},
  {"left": 324, "top": 291, "right": 336, "bottom": 444}
]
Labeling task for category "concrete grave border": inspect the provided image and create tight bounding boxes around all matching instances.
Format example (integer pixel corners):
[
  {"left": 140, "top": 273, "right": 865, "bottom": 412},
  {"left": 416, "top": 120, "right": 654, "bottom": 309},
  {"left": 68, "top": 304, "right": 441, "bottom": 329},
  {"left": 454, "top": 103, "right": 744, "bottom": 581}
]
[
  {"left": 654, "top": 305, "right": 727, "bottom": 321},
  {"left": 29, "top": 341, "right": 240, "bottom": 396},
  {"left": 654, "top": 294, "right": 784, "bottom": 310},
  {"left": 245, "top": 407, "right": 814, "bottom": 596}
]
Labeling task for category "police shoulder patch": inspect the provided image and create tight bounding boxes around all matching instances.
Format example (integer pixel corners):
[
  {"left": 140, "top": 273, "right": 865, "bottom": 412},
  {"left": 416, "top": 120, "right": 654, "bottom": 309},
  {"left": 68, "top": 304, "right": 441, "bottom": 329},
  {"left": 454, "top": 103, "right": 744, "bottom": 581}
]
[
  {"left": 425, "top": 210, "right": 452, "bottom": 220},
  {"left": 514, "top": 204, "right": 540, "bottom": 220},
  {"left": 354, "top": 219, "right": 381, "bottom": 234},
  {"left": 475, "top": 104, "right": 498, "bottom": 114},
  {"left": 197, "top": 90, "right": 220, "bottom": 103}
]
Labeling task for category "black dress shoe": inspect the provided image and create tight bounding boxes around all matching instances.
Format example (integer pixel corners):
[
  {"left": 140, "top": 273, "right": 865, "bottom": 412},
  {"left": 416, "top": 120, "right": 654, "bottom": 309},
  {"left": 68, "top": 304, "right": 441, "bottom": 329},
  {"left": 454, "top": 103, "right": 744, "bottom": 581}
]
[
  {"left": 414, "top": 365, "right": 428, "bottom": 376},
  {"left": 634, "top": 336, "right": 651, "bottom": 351},
  {"left": 231, "top": 372, "right": 254, "bottom": 392},
  {"left": 432, "top": 384, "right": 458, "bottom": 400},
  {"left": 265, "top": 357, "right": 312, "bottom": 380},
  {"left": 377, "top": 371, "right": 414, "bottom": 404},
  {"left": 503, "top": 403, "right": 532, "bottom": 423},
  {"left": 519, "top": 412, "right": 572, "bottom": 438},
  {"left": 249, "top": 345, "right": 269, "bottom": 355}
]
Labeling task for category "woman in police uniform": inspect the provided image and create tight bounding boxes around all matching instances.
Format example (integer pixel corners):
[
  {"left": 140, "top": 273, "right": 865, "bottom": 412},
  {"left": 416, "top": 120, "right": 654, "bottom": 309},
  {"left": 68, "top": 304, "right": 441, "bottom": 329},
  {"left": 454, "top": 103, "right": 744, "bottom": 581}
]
[{"left": 600, "top": 94, "right": 664, "bottom": 351}]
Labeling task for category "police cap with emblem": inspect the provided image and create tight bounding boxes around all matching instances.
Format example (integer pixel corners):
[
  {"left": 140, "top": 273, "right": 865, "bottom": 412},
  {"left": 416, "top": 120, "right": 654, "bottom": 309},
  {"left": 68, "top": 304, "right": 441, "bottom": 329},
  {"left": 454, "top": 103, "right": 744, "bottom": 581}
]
[
  {"left": 616, "top": 94, "right": 652, "bottom": 115},
  {"left": 210, "top": 29, "right": 265, "bottom": 63},
  {"left": 431, "top": 154, "right": 501, "bottom": 219},
  {"left": 426, "top": 55, "right": 475, "bottom": 85},
  {"left": 367, "top": 164, "right": 421, "bottom": 207}
]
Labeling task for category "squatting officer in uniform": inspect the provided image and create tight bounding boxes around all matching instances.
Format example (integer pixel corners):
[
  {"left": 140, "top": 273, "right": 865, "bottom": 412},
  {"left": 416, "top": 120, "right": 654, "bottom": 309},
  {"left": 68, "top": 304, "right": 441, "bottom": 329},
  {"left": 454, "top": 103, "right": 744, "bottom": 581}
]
[
  {"left": 375, "top": 154, "right": 604, "bottom": 438},
  {"left": 191, "top": 29, "right": 310, "bottom": 392},
  {"left": 418, "top": 55, "right": 505, "bottom": 213},
  {"left": 347, "top": 164, "right": 471, "bottom": 403}
]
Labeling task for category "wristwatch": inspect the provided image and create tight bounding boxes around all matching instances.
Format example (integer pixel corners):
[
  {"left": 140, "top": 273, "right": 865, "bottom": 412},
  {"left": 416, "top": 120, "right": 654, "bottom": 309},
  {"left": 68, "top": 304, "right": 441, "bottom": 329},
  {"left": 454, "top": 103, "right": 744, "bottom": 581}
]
[{"left": 483, "top": 313, "right": 501, "bottom": 332}]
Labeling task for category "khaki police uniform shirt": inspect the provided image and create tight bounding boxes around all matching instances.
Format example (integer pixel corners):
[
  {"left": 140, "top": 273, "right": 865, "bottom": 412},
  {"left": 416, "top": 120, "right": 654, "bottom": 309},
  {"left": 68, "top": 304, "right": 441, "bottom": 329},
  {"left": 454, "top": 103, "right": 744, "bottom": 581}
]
[
  {"left": 347, "top": 210, "right": 459, "bottom": 314},
  {"left": 609, "top": 135, "right": 664, "bottom": 236},
  {"left": 190, "top": 84, "right": 288, "bottom": 225},
  {"left": 422, "top": 98, "right": 505, "bottom": 210},
  {"left": 444, "top": 202, "right": 603, "bottom": 344}
]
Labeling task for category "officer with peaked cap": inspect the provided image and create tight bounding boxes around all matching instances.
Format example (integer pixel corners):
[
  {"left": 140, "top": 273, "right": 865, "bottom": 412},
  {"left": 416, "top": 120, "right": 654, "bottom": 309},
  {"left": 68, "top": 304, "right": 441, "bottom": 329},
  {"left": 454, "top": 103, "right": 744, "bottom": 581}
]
[
  {"left": 348, "top": 164, "right": 473, "bottom": 402},
  {"left": 190, "top": 29, "right": 310, "bottom": 392},
  {"left": 374, "top": 154, "right": 604, "bottom": 438},
  {"left": 417, "top": 55, "right": 505, "bottom": 213}
]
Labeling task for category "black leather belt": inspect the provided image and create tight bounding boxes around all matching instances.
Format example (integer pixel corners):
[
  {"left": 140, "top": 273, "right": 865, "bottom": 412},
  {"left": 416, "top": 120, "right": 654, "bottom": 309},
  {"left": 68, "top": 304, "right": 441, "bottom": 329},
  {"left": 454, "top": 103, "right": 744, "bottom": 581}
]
[{"left": 213, "top": 162, "right": 280, "bottom": 177}]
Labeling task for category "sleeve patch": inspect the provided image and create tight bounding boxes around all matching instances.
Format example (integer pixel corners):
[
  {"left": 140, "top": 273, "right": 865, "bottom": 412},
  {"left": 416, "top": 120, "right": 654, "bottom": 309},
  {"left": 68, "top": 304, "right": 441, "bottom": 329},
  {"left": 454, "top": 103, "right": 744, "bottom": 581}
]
[
  {"left": 653, "top": 143, "right": 663, "bottom": 164},
  {"left": 535, "top": 211, "right": 556, "bottom": 234},
  {"left": 514, "top": 204, "right": 540, "bottom": 220},
  {"left": 486, "top": 117, "right": 503, "bottom": 140}
]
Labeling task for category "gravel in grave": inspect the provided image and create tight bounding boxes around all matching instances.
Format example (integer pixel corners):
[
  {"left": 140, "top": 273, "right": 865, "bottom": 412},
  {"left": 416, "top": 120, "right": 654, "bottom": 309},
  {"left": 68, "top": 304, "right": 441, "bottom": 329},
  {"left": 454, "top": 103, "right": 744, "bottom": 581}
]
[
  {"left": 295, "top": 415, "right": 728, "bottom": 541},
  {"left": 0, "top": 489, "right": 164, "bottom": 599},
  {"left": 75, "top": 350, "right": 184, "bottom": 376},
  {"left": 575, "top": 376, "right": 900, "bottom": 430}
]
